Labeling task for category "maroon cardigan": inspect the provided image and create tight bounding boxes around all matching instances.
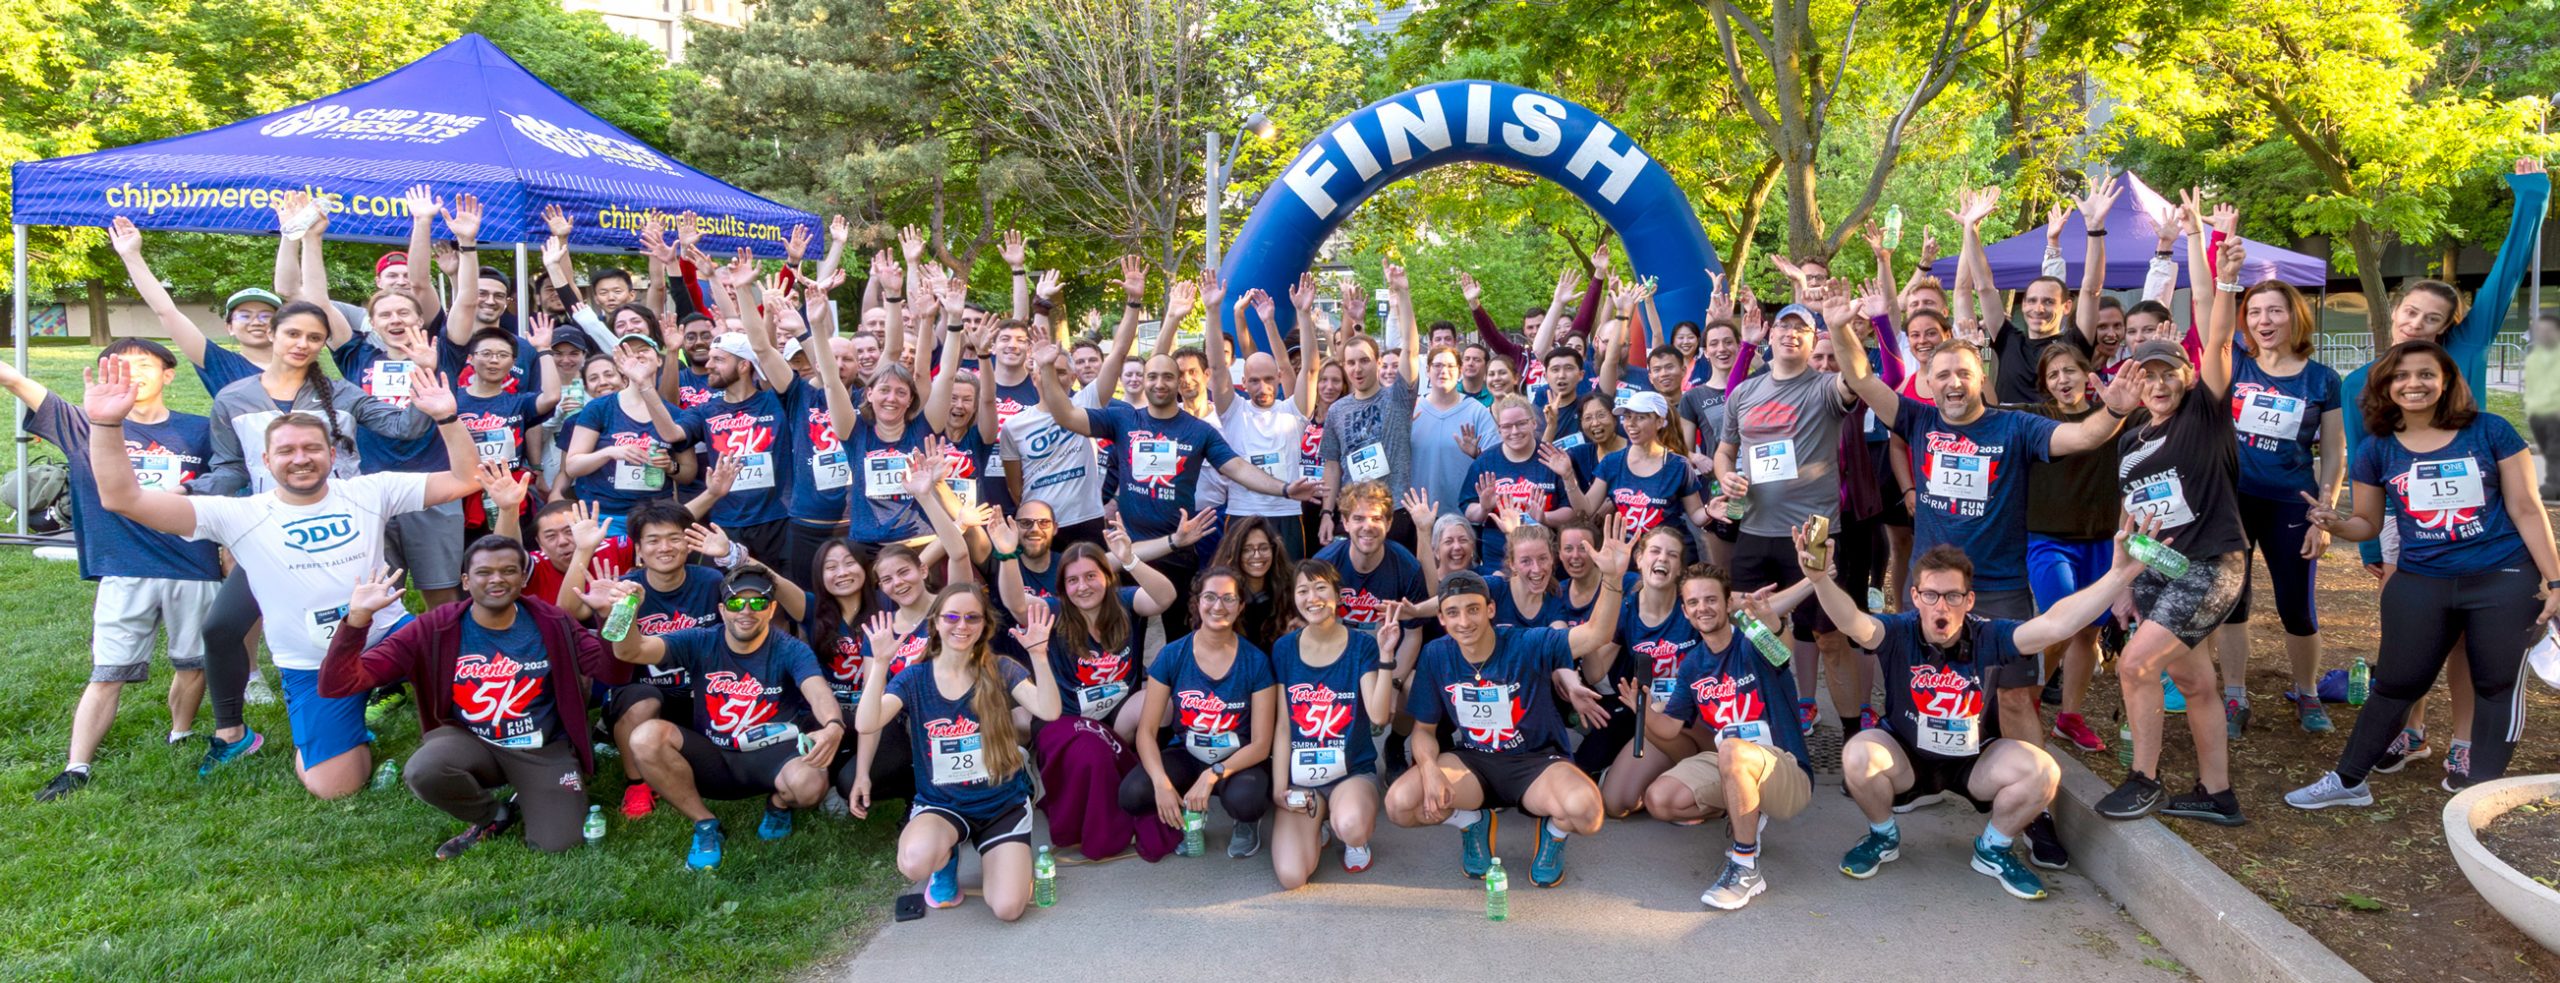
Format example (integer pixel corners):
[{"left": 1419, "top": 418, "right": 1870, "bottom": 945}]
[{"left": 320, "top": 598, "right": 630, "bottom": 775}]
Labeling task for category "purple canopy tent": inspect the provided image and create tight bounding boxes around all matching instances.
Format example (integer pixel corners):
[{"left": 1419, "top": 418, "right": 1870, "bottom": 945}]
[{"left": 1927, "top": 172, "right": 2328, "bottom": 290}]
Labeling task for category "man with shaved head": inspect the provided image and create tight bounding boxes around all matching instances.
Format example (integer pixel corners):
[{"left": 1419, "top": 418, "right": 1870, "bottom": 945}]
[{"left": 1206, "top": 287, "right": 1320, "bottom": 557}]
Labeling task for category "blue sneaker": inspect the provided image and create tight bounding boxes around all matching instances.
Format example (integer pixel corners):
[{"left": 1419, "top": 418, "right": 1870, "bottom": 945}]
[
  {"left": 686, "top": 819, "right": 724, "bottom": 870},
  {"left": 757, "top": 804, "right": 794, "bottom": 841},
  {"left": 1529, "top": 819, "right": 1568, "bottom": 887},
  {"left": 2161, "top": 674, "right": 2186, "bottom": 714},
  {"left": 925, "top": 852, "right": 963, "bottom": 908},
  {"left": 2288, "top": 691, "right": 2333, "bottom": 734},
  {"left": 1971, "top": 837, "right": 2048, "bottom": 900},
  {"left": 198, "top": 729, "right": 264, "bottom": 777},
  {"left": 1460, "top": 811, "right": 1497, "bottom": 879},
  {"left": 1840, "top": 826, "right": 1900, "bottom": 878}
]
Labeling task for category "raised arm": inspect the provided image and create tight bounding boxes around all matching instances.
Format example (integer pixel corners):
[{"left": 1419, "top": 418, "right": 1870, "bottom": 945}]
[
  {"left": 84, "top": 359, "right": 199, "bottom": 537},
  {"left": 440, "top": 194, "right": 485, "bottom": 346},
  {"left": 1388, "top": 264, "right": 1422, "bottom": 385},
  {"left": 2073, "top": 171, "right": 2121, "bottom": 347},
  {"left": 1290, "top": 275, "right": 1321, "bottom": 418},
  {"left": 402, "top": 185, "right": 444, "bottom": 327},
  {"left": 2200, "top": 236, "right": 2246, "bottom": 399},
  {"left": 105, "top": 219, "right": 218, "bottom": 368},
  {"left": 2013, "top": 519, "right": 2151, "bottom": 653},
  {"left": 1091, "top": 255, "right": 1150, "bottom": 406},
  {"left": 1565, "top": 518, "right": 1633, "bottom": 654},
  {"left": 1793, "top": 521, "right": 1884, "bottom": 649}
]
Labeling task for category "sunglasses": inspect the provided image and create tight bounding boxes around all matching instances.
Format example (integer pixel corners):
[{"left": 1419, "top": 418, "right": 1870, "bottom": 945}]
[
  {"left": 722, "top": 596, "right": 772, "bottom": 612},
  {"left": 941, "top": 612, "right": 986, "bottom": 626}
]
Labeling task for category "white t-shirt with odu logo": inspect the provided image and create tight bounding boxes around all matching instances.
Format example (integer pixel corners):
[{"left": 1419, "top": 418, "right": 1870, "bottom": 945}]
[{"left": 187, "top": 472, "right": 429, "bottom": 670}]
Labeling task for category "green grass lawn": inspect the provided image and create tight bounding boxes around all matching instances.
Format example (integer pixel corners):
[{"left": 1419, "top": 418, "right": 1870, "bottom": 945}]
[{"left": 0, "top": 344, "right": 903, "bottom": 981}]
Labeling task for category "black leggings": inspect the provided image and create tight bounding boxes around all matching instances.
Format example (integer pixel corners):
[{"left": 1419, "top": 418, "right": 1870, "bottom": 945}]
[
  {"left": 1570, "top": 694, "right": 1638, "bottom": 776},
  {"left": 202, "top": 566, "right": 259, "bottom": 733},
  {"left": 1117, "top": 748, "right": 1271, "bottom": 823},
  {"left": 2335, "top": 568, "right": 2538, "bottom": 786},
  {"left": 2224, "top": 494, "right": 2320, "bottom": 635},
  {"left": 1836, "top": 510, "right": 1889, "bottom": 609}
]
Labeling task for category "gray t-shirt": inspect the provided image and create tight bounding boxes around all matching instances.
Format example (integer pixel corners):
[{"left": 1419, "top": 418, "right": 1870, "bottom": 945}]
[
  {"left": 1410, "top": 394, "right": 1499, "bottom": 517},
  {"left": 1319, "top": 372, "right": 1421, "bottom": 501},
  {"left": 1679, "top": 383, "right": 1727, "bottom": 455},
  {"left": 1721, "top": 368, "right": 1851, "bottom": 538}
]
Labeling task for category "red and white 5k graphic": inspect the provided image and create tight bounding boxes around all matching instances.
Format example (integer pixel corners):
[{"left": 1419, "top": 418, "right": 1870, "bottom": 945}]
[
  {"left": 1909, "top": 665, "right": 1981, "bottom": 719},
  {"left": 886, "top": 632, "right": 929, "bottom": 676},
  {"left": 708, "top": 413, "right": 773, "bottom": 455},
  {"left": 1612, "top": 487, "right": 1665, "bottom": 533},
  {"left": 1689, "top": 675, "right": 1764, "bottom": 728},
  {"left": 1337, "top": 588, "right": 1385, "bottom": 625},
  {"left": 700, "top": 670, "right": 777, "bottom": 737},
  {"left": 805, "top": 407, "right": 841, "bottom": 453},
  {"left": 1633, "top": 639, "right": 1684, "bottom": 680},
  {"left": 1177, "top": 690, "right": 1239, "bottom": 734},
  {"left": 452, "top": 654, "right": 542, "bottom": 726},
  {"left": 1288, "top": 684, "right": 1353, "bottom": 740},
  {"left": 825, "top": 637, "right": 864, "bottom": 683}
]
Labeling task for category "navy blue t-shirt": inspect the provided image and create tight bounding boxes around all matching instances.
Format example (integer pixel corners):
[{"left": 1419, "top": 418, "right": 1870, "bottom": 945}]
[
  {"left": 1271, "top": 628, "right": 1383, "bottom": 783},
  {"left": 454, "top": 609, "right": 558, "bottom": 747},
  {"left": 2351, "top": 415, "right": 2532, "bottom": 579},
  {"left": 1612, "top": 592, "right": 1702, "bottom": 706},
  {"left": 333, "top": 335, "right": 447, "bottom": 473},
  {"left": 1874, "top": 611, "right": 2026, "bottom": 761},
  {"left": 1662, "top": 629, "right": 1812, "bottom": 780},
  {"left": 26, "top": 395, "right": 223, "bottom": 581},
  {"left": 1889, "top": 399, "right": 2059, "bottom": 593},
  {"left": 454, "top": 387, "right": 549, "bottom": 470},
  {"left": 1312, "top": 540, "right": 1427, "bottom": 638},
  {"left": 1487, "top": 572, "right": 1568, "bottom": 628},
  {"left": 1594, "top": 448, "right": 1698, "bottom": 538},
  {"left": 1461, "top": 448, "right": 1573, "bottom": 564},
  {"left": 1086, "top": 404, "right": 1237, "bottom": 541},
  {"left": 571, "top": 396, "right": 675, "bottom": 517},
  {"left": 656, "top": 626, "right": 822, "bottom": 749},
  {"left": 779, "top": 375, "right": 851, "bottom": 525},
  {"left": 2228, "top": 355, "right": 2342, "bottom": 499},
  {"left": 890, "top": 657, "right": 1035, "bottom": 815},
  {"left": 1146, "top": 635, "right": 1274, "bottom": 756},
  {"left": 1044, "top": 587, "right": 1145, "bottom": 719},
  {"left": 844, "top": 417, "right": 930, "bottom": 541},
  {"left": 680, "top": 380, "right": 791, "bottom": 529},
  {"left": 622, "top": 565, "right": 726, "bottom": 692},
  {"left": 1408, "top": 626, "right": 1578, "bottom": 755},
  {"left": 193, "top": 343, "right": 262, "bottom": 398}
]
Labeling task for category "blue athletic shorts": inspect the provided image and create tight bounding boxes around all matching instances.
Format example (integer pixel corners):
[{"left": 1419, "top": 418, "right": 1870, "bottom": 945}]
[
  {"left": 280, "top": 667, "right": 372, "bottom": 767},
  {"left": 2025, "top": 534, "right": 2114, "bottom": 630}
]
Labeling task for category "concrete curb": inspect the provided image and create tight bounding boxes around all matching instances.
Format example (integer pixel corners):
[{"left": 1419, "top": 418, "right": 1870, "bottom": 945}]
[{"left": 2052, "top": 752, "right": 2371, "bottom": 983}]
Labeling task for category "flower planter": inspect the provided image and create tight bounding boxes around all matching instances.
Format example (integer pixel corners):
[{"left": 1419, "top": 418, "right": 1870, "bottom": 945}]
[{"left": 2446, "top": 773, "right": 2560, "bottom": 955}]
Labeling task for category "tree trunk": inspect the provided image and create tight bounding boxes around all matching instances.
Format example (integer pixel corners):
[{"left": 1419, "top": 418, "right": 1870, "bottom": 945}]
[
  {"left": 1725, "top": 158, "right": 1782, "bottom": 285},
  {"left": 86, "top": 280, "right": 110, "bottom": 345},
  {"left": 2350, "top": 220, "right": 2391, "bottom": 354},
  {"left": 2441, "top": 240, "right": 2461, "bottom": 281},
  {"left": 1779, "top": 136, "right": 1823, "bottom": 264}
]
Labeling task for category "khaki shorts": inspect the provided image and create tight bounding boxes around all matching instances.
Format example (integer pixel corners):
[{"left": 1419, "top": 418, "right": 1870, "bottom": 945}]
[
  {"left": 1663, "top": 742, "right": 1811, "bottom": 821},
  {"left": 92, "top": 576, "right": 220, "bottom": 682}
]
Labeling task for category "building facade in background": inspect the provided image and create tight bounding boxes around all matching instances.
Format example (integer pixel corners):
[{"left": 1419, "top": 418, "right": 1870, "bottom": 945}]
[{"left": 563, "top": 0, "right": 746, "bottom": 62}]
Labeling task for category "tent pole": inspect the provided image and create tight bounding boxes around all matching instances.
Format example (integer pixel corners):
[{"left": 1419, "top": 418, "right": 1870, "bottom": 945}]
[
  {"left": 515, "top": 244, "right": 529, "bottom": 334},
  {"left": 12, "top": 225, "right": 26, "bottom": 536}
]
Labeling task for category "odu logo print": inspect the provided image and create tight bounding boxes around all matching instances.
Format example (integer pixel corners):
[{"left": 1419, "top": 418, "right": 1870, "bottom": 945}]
[{"left": 281, "top": 514, "right": 358, "bottom": 554}]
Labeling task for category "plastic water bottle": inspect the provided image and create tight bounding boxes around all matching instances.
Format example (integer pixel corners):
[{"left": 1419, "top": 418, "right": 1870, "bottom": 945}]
[
  {"left": 642, "top": 439, "right": 667, "bottom": 491},
  {"left": 1485, "top": 857, "right": 1510, "bottom": 921},
  {"left": 583, "top": 805, "right": 607, "bottom": 847},
  {"left": 1181, "top": 810, "right": 1205, "bottom": 857},
  {"left": 601, "top": 590, "right": 641, "bottom": 642},
  {"left": 2347, "top": 658, "right": 2370, "bottom": 706},
  {"left": 1739, "top": 613, "right": 1791, "bottom": 669},
  {"left": 1883, "top": 205, "right": 1906, "bottom": 250},
  {"left": 2126, "top": 533, "right": 2190, "bottom": 579},
  {"left": 1033, "top": 845, "right": 1057, "bottom": 907},
  {"left": 371, "top": 758, "right": 400, "bottom": 791},
  {"left": 2117, "top": 721, "right": 2134, "bottom": 770}
]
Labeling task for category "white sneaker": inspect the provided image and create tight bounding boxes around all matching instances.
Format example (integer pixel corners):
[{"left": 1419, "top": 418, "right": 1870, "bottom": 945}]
[
  {"left": 1342, "top": 843, "right": 1373, "bottom": 873},
  {"left": 243, "top": 672, "right": 277, "bottom": 706},
  {"left": 2282, "top": 771, "right": 2374, "bottom": 810},
  {"left": 820, "top": 788, "right": 850, "bottom": 818}
]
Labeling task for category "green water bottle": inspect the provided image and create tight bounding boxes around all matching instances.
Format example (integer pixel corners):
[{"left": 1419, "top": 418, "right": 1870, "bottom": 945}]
[
  {"left": 2347, "top": 658, "right": 2370, "bottom": 707},
  {"left": 559, "top": 376, "right": 587, "bottom": 416},
  {"left": 371, "top": 758, "right": 400, "bottom": 791},
  {"left": 1883, "top": 205, "right": 1906, "bottom": 250},
  {"left": 583, "top": 805, "right": 607, "bottom": 847},
  {"left": 2126, "top": 532, "right": 2189, "bottom": 579},
  {"left": 1485, "top": 857, "right": 1510, "bottom": 921},
  {"left": 601, "top": 590, "right": 640, "bottom": 642},
  {"left": 1739, "top": 613, "right": 1791, "bottom": 669},
  {"left": 1181, "top": 810, "right": 1205, "bottom": 857},
  {"left": 2117, "top": 721, "right": 2134, "bottom": 770},
  {"left": 642, "top": 438, "right": 667, "bottom": 491},
  {"left": 1033, "top": 845, "right": 1057, "bottom": 907}
]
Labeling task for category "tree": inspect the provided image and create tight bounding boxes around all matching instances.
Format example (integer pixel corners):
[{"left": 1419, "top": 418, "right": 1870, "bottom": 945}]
[
  {"left": 2098, "top": 0, "right": 2546, "bottom": 346},
  {"left": 467, "top": 0, "right": 683, "bottom": 149}
]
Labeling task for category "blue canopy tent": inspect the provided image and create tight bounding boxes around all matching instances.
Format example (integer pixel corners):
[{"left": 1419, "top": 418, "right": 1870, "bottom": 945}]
[
  {"left": 1927, "top": 171, "right": 2329, "bottom": 289},
  {"left": 7, "top": 33, "right": 816, "bottom": 532}
]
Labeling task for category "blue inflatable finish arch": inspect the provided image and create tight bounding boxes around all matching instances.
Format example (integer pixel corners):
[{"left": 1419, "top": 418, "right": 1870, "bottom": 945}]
[{"left": 1219, "top": 81, "right": 1720, "bottom": 351}]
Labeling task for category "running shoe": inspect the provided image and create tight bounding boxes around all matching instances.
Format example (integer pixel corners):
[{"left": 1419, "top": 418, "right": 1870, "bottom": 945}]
[
  {"left": 1529, "top": 819, "right": 1568, "bottom": 887},
  {"left": 2372, "top": 728, "right": 2430, "bottom": 773},
  {"left": 166, "top": 731, "right": 193, "bottom": 745},
  {"left": 2024, "top": 813, "right": 2069, "bottom": 871},
  {"left": 1858, "top": 703, "right": 1879, "bottom": 732},
  {"left": 364, "top": 688, "right": 411, "bottom": 732},
  {"left": 435, "top": 799, "right": 517, "bottom": 860},
  {"left": 2443, "top": 742, "right": 2473, "bottom": 792},
  {"left": 1460, "top": 811, "right": 1497, "bottom": 879},
  {"left": 1699, "top": 855, "right": 1766, "bottom": 910},
  {"left": 1840, "top": 826, "right": 1901, "bottom": 878},
  {"left": 2225, "top": 698, "right": 2248, "bottom": 739},
  {"left": 243, "top": 672, "right": 277, "bottom": 707},
  {"left": 2094, "top": 772, "right": 2164, "bottom": 820},
  {"left": 2160, "top": 784, "right": 2246, "bottom": 826},
  {"left": 621, "top": 782, "right": 657, "bottom": 819},
  {"left": 2051, "top": 712, "right": 2105, "bottom": 753},
  {"left": 758, "top": 804, "right": 794, "bottom": 841},
  {"left": 198, "top": 729, "right": 264, "bottom": 777},
  {"left": 820, "top": 788, "right": 849, "bottom": 818},
  {"left": 1343, "top": 843, "right": 1374, "bottom": 873},
  {"left": 2284, "top": 772, "right": 2374, "bottom": 810},
  {"left": 2288, "top": 691, "right": 2333, "bottom": 734},
  {"left": 1797, "top": 700, "right": 1819, "bottom": 737},
  {"left": 925, "top": 853, "right": 962, "bottom": 907},
  {"left": 2161, "top": 675, "right": 2186, "bottom": 714},
  {"left": 687, "top": 819, "right": 724, "bottom": 870},
  {"left": 1891, "top": 790, "right": 1948, "bottom": 814},
  {"left": 1972, "top": 837, "right": 2049, "bottom": 900},
  {"left": 34, "top": 769, "right": 89, "bottom": 803},
  {"left": 1227, "top": 819, "right": 1263, "bottom": 858}
]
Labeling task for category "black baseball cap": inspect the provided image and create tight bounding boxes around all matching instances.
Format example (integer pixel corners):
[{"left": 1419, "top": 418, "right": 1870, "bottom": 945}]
[
  {"left": 1438, "top": 570, "right": 1494, "bottom": 603},
  {"left": 723, "top": 564, "right": 777, "bottom": 599}
]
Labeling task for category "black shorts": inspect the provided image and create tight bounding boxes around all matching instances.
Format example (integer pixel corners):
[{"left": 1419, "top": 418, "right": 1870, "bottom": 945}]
[
  {"left": 673, "top": 726, "right": 798, "bottom": 801},
  {"left": 1729, "top": 532, "right": 1833, "bottom": 640},
  {"left": 1891, "top": 739, "right": 1993, "bottom": 813},
  {"left": 913, "top": 796, "right": 1037, "bottom": 854},
  {"left": 1447, "top": 746, "right": 1573, "bottom": 811},
  {"left": 606, "top": 682, "right": 695, "bottom": 731}
]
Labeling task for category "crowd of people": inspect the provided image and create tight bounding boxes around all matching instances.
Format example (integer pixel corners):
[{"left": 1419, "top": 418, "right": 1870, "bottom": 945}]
[{"left": 13, "top": 162, "right": 2559, "bottom": 921}]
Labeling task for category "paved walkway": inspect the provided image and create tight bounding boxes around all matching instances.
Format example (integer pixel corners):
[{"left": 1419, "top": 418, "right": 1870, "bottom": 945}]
[{"left": 846, "top": 769, "right": 2175, "bottom": 980}]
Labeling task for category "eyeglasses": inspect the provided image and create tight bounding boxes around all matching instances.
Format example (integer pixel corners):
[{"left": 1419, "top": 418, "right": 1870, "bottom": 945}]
[
  {"left": 723, "top": 596, "right": 772, "bottom": 612},
  {"left": 941, "top": 612, "right": 986, "bottom": 626},
  {"left": 1198, "top": 593, "right": 1241, "bottom": 607},
  {"left": 1019, "top": 518, "right": 1056, "bottom": 529},
  {"left": 1913, "top": 589, "right": 1972, "bottom": 607},
  {"left": 1242, "top": 542, "right": 1274, "bottom": 555},
  {"left": 231, "top": 311, "right": 274, "bottom": 324}
]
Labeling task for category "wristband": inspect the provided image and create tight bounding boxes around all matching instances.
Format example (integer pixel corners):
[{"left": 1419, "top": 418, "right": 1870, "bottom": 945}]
[
  {"left": 90, "top": 419, "right": 123, "bottom": 429},
  {"left": 946, "top": 323, "right": 965, "bottom": 332},
  {"left": 2216, "top": 280, "right": 2245, "bottom": 293},
  {"left": 1011, "top": 266, "right": 1028, "bottom": 275},
  {"left": 2155, "top": 250, "right": 2175, "bottom": 258},
  {"left": 2545, "top": 578, "right": 2560, "bottom": 592},
  {"left": 885, "top": 294, "right": 904, "bottom": 303},
  {"left": 990, "top": 548, "right": 1021, "bottom": 562},
  {"left": 1125, "top": 300, "right": 1146, "bottom": 309},
  {"left": 434, "top": 413, "right": 461, "bottom": 426},
  {"left": 2086, "top": 229, "right": 2108, "bottom": 238}
]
